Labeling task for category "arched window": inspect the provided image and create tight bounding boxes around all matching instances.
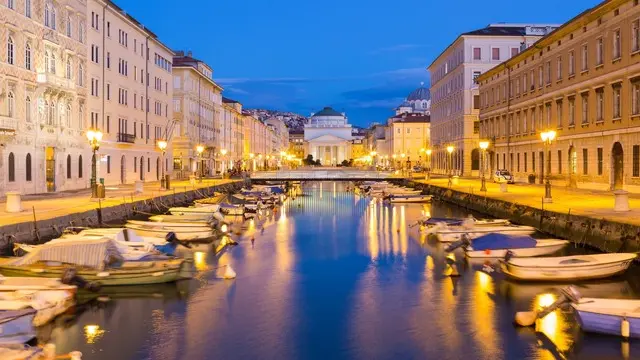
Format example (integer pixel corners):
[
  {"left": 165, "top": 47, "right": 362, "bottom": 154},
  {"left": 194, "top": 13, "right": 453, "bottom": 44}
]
[
  {"left": 78, "top": 64, "right": 84, "bottom": 86},
  {"left": 43, "top": 100, "right": 49, "bottom": 124},
  {"left": 8, "top": 153, "right": 15, "bottom": 182},
  {"left": 44, "top": 51, "right": 49, "bottom": 72},
  {"left": 25, "top": 42, "right": 31, "bottom": 70},
  {"left": 25, "top": 154, "right": 32, "bottom": 181},
  {"left": 66, "top": 103, "right": 71, "bottom": 127},
  {"left": 7, "top": 0, "right": 13, "bottom": 9},
  {"left": 78, "top": 155, "right": 83, "bottom": 178},
  {"left": 7, "top": 92, "right": 14, "bottom": 118},
  {"left": 66, "top": 155, "right": 71, "bottom": 178},
  {"left": 66, "top": 57, "right": 71, "bottom": 79},
  {"left": 49, "top": 101, "right": 55, "bottom": 126},
  {"left": 7, "top": 37, "right": 14, "bottom": 65},
  {"left": 78, "top": 103, "right": 84, "bottom": 129},
  {"left": 50, "top": 52, "right": 56, "bottom": 74},
  {"left": 50, "top": 5, "right": 56, "bottom": 30},
  {"left": 106, "top": 155, "right": 111, "bottom": 174},
  {"left": 25, "top": 96, "right": 31, "bottom": 122},
  {"left": 78, "top": 21, "right": 84, "bottom": 43},
  {"left": 44, "top": 4, "right": 50, "bottom": 27},
  {"left": 25, "top": 0, "right": 31, "bottom": 18},
  {"left": 66, "top": 16, "right": 72, "bottom": 37}
]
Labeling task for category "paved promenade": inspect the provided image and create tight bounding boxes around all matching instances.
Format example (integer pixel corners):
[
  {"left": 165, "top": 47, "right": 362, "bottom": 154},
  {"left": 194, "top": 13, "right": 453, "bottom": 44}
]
[
  {"left": 414, "top": 177, "right": 640, "bottom": 226},
  {"left": 0, "top": 179, "right": 240, "bottom": 226}
]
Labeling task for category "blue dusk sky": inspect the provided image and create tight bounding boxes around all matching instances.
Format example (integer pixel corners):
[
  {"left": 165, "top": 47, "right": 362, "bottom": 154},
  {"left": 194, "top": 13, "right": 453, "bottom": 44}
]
[{"left": 117, "top": 0, "right": 600, "bottom": 127}]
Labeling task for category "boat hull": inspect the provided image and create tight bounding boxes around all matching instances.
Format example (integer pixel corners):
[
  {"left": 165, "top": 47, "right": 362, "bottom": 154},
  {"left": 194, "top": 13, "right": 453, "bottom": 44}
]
[
  {"left": 465, "top": 240, "right": 568, "bottom": 258},
  {"left": 0, "top": 310, "right": 35, "bottom": 344},
  {"left": 502, "top": 257, "right": 635, "bottom": 281},
  {"left": 437, "top": 227, "right": 536, "bottom": 242},
  {"left": 574, "top": 306, "right": 640, "bottom": 338},
  {"left": 125, "top": 223, "right": 215, "bottom": 241},
  {"left": 387, "top": 195, "right": 432, "bottom": 203}
]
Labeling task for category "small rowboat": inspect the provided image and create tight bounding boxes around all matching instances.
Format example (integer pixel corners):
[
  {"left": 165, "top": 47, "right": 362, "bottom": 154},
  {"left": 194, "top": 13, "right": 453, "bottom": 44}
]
[
  {"left": 220, "top": 203, "right": 244, "bottom": 216},
  {"left": 572, "top": 297, "right": 640, "bottom": 338},
  {"left": 148, "top": 214, "right": 214, "bottom": 223},
  {"left": 465, "top": 239, "right": 568, "bottom": 258},
  {"left": 384, "top": 195, "right": 432, "bottom": 203},
  {"left": 435, "top": 225, "right": 536, "bottom": 243},
  {"left": 501, "top": 253, "right": 637, "bottom": 281},
  {"left": 125, "top": 220, "right": 215, "bottom": 241},
  {"left": 193, "top": 193, "right": 225, "bottom": 206},
  {"left": 420, "top": 217, "right": 510, "bottom": 227},
  {"left": 0, "top": 308, "right": 37, "bottom": 344},
  {"left": 169, "top": 204, "right": 220, "bottom": 216}
]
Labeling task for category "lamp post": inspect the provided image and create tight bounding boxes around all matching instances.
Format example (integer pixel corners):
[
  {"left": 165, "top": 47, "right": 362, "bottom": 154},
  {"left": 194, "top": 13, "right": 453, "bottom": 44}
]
[
  {"left": 249, "top": 153, "right": 255, "bottom": 171},
  {"left": 196, "top": 145, "right": 204, "bottom": 182},
  {"left": 157, "top": 140, "right": 168, "bottom": 190},
  {"left": 86, "top": 129, "right": 103, "bottom": 198},
  {"left": 425, "top": 149, "right": 432, "bottom": 180},
  {"left": 370, "top": 151, "right": 377, "bottom": 169},
  {"left": 220, "top": 148, "right": 228, "bottom": 175},
  {"left": 447, "top": 145, "right": 454, "bottom": 187},
  {"left": 479, "top": 141, "right": 489, "bottom": 192},
  {"left": 540, "top": 130, "right": 556, "bottom": 203}
]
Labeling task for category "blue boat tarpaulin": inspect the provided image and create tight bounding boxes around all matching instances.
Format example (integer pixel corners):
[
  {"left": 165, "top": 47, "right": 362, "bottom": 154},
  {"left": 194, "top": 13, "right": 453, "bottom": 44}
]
[
  {"left": 471, "top": 233, "right": 537, "bottom": 250},
  {"left": 269, "top": 187, "right": 285, "bottom": 194}
]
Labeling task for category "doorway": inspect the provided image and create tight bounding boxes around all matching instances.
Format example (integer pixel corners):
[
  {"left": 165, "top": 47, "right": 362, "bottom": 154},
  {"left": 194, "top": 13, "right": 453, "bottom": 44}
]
[
  {"left": 120, "top": 155, "right": 126, "bottom": 184},
  {"left": 539, "top": 151, "right": 544, "bottom": 184},
  {"left": 45, "top": 147, "right": 55, "bottom": 192},
  {"left": 569, "top": 146, "right": 577, "bottom": 187},
  {"left": 612, "top": 142, "right": 624, "bottom": 190},
  {"left": 140, "top": 156, "right": 145, "bottom": 181}
]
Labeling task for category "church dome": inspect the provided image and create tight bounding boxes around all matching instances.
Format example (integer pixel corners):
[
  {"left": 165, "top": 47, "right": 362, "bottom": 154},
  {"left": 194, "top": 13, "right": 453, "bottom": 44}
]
[
  {"left": 312, "top": 106, "right": 344, "bottom": 117},
  {"left": 407, "top": 85, "right": 430, "bottom": 101}
]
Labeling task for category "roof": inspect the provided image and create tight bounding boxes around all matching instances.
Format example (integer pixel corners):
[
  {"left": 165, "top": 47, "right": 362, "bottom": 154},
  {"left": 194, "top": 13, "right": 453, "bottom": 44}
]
[
  {"left": 477, "top": 1, "right": 614, "bottom": 83},
  {"left": 222, "top": 97, "right": 239, "bottom": 104},
  {"left": 289, "top": 129, "right": 304, "bottom": 135},
  {"left": 407, "top": 86, "right": 430, "bottom": 101},
  {"left": 391, "top": 113, "right": 430, "bottom": 123},
  {"left": 311, "top": 107, "right": 344, "bottom": 117}
]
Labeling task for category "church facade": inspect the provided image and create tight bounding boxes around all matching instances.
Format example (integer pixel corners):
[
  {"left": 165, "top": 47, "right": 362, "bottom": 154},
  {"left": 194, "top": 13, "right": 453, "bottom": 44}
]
[{"left": 304, "top": 107, "right": 353, "bottom": 165}]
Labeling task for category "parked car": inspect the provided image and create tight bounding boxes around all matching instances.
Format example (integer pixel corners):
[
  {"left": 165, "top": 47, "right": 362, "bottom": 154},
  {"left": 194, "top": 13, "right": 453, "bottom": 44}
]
[
  {"left": 412, "top": 166, "right": 424, "bottom": 172},
  {"left": 493, "top": 169, "right": 515, "bottom": 184}
]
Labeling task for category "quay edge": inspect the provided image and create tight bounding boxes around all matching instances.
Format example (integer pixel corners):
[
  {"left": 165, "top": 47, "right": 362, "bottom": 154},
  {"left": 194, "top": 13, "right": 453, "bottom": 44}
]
[
  {"left": 0, "top": 180, "right": 247, "bottom": 248},
  {"left": 405, "top": 180, "right": 640, "bottom": 253}
]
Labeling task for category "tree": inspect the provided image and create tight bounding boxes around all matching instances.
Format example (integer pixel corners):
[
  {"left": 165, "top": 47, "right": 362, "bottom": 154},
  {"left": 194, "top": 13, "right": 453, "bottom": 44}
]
[
  {"left": 341, "top": 159, "right": 350, "bottom": 167},
  {"left": 303, "top": 154, "right": 315, "bottom": 166}
]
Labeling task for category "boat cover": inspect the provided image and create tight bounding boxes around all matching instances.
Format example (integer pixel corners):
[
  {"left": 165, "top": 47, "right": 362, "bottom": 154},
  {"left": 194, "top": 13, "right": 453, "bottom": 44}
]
[
  {"left": 423, "top": 218, "right": 463, "bottom": 226},
  {"left": 471, "top": 233, "right": 537, "bottom": 250},
  {"left": 7, "top": 238, "right": 123, "bottom": 270},
  {"left": 268, "top": 187, "right": 285, "bottom": 194}
]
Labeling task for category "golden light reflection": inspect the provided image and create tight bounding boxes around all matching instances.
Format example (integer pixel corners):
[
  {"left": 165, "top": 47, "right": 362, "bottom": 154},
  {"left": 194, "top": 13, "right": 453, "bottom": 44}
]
[
  {"left": 333, "top": 182, "right": 336, "bottom": 198},
  {"left": 426, "top": 255, "right": 434, "bottom": 270},
  {"left": 368, "top": 200, "right": 379, "bottom": 259},
  {"left": 84, "top": 324, "right": 105, "bottom": 344},
  {"left": 399, "top": 205, "right": 407, "bottom": 256},
  {"left": 533, "top": 293, "right": 572, "bottom": 354},
  {"left": 470, "top": 271, "right": 498, "bottom": 356},
  {"left": 194, "top": 251, "right": 207, "bottom": 271},
  {"left": 275, "top": 203, "right": 292, "bottom": 270}
]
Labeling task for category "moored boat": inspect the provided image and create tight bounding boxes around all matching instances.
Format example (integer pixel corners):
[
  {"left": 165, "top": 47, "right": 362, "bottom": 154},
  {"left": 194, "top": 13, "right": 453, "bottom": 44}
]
[
  {"left": 0, "top": 308, "right": 36, "bottom": 344},
  {"left": 169, "top": 204, "right": 220, "bottom": 215},
  {"left": 219, "top": 203, "right": 245, "bottom": 216},
  {"left": 501, "top": 253, "right": 637, "bottom": 281},
  {"left": 125, "top": 220, "right": 216, "bottom": 241},
  {"left": 384, "top": 194, "right": 432, "bottom": 203},
  {"left": 434, "top": 224, "right": 537, "bottom": 243},
  {"left": 572, "top": 297, "right": 640, "bottom": 338},
  {"left": 148, "top": 214, "right": 214, "bottom": 223},
  {"left": 446, "top": 233, "right": 568, "bottom": 258},
  {"left": 419, "top": 217, "right": 511, "bottom": 227}
]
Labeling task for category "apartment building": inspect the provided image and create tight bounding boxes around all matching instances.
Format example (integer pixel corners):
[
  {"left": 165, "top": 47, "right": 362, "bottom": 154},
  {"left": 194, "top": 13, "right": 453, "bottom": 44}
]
[
  {"left": 220, "top": 97, "right": 244, "bottom": 171},
  {"left": 265, "top": 117, "right": 288, "bottom": 155},
  {"left": 171, "top": 50, "right": 222, "bottom": 179},
  {"left": 86, "top": 0, "right": 174, "bottom": 186},
  {"left": 428, "top": 23, "right": 558, "bottom": 177},
  {"left": 478, "top": 0, "right": 640, "bottom": 191},
  {"left": 0, "top": 0, "right": 89, "bottom": 196},
  {"left": 288, "top": 129, "right": 304, "bottom": 160},
  {"left": 384, "top": 113, "right": 431, "bottom": 168},
  {"left": 242, "top": 112, "right": 270, "bottom": 170}
]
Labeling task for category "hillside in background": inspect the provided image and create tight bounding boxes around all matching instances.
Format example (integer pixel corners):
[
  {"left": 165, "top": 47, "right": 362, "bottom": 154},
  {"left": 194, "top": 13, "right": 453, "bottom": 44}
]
[{"left": 244, "top": 109, "right": 308, "bottom": 131}]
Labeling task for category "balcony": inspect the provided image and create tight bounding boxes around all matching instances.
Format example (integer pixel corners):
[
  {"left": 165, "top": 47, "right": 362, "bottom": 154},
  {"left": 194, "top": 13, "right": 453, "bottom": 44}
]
[
  {"left": 0, "top": 115, "right": 17, "bottom": 136},
  {"left": 117, "top": 133, "right": 136, "bottom": 143},
  {"left": 37, "top": 73, "right": 75, "bottom": 92}
]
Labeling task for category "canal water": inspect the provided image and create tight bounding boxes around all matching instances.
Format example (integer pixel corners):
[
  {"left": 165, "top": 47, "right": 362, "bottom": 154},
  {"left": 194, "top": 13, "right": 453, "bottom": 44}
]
[{"left": 43, "top": 182, "right": 640, "bottom": 359}]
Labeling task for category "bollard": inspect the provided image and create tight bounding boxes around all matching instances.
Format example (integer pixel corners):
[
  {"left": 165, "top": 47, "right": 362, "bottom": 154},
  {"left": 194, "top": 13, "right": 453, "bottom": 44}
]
[
  {"left": 614, "top": 190, "right": 630, "bottom": 212},
  {"left": 500, "top": 182, "right": 508, "bottom": 193},
  {"left": 5, "top": 192, "right": 22, "bottom": 213}
]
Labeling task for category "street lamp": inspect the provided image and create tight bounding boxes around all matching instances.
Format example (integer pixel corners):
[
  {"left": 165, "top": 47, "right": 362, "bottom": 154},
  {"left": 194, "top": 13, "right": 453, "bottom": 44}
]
[
  {"left": 479, "top": 141, "right": 490, "bottom": 192},
  {"left": 540, "top": 130, "right": 556, "bottom": 203},
  {"left": 157, "top": 140, "right": 168, "bottom": 190},
  {"left": 196, "top": 145, "right": 205, "bottom": 182},
  {"left": 86, "top": 129, "right": 103, "bottom": 198},
  {"left": 220, "top": 148, "right": 228, "bottom": 174},
  {"left": 447, "top": 145, "right": 455, "bottom": 187},
  {"left": 425, "top": 149, "right": 432, "bottom": 180},
  {"left": 369, "top": 151, "right": 377, "bottom": 168},
  {"left": 249, "top": 153, "right": 255, "bottom": 171}
]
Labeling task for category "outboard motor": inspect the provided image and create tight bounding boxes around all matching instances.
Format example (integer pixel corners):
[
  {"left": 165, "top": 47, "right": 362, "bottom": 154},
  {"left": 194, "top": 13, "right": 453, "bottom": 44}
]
[
  {"left": 62, "top": 268, "right": 101, "bottom": 292},
  {"left": 444, "top": 234, "right": 472, "bottom": 253}
]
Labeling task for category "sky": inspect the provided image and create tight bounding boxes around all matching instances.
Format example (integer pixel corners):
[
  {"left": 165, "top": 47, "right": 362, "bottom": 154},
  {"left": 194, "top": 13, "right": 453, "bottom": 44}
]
[{"left": 117, "top": 0, "right": 600, "bottom": 127}]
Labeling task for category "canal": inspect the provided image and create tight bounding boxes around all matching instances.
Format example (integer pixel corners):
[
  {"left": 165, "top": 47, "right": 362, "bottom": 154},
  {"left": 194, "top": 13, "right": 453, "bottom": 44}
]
[{"left": 45, "top": 182, "right": 640, "bottom": 359}]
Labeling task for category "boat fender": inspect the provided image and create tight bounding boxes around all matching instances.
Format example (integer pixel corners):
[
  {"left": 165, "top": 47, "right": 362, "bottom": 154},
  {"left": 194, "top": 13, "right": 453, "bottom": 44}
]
[
  {"left": 622, "top": 316, "right": 630, "bottom": 338},
  {"left": 223, "top": 265, "right": 236, "bottom": 279}
]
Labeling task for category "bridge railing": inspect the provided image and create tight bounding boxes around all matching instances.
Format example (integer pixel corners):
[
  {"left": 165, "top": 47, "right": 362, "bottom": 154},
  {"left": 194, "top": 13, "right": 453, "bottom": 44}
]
[{"left": 250, "top": 170, "right": 396, "bottom": 179}]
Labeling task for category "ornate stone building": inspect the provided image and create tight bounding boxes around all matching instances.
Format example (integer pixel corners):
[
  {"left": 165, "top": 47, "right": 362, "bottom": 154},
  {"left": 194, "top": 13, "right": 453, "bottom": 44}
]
[
  {"left": 304, "top": 107, "right": 353, "bottom": 165},
  {"left": 0, "top": 0, "right": 89, "bottom": 196},
  {"left": 395, "top": 83, "right": 431, "bottom": 115}
]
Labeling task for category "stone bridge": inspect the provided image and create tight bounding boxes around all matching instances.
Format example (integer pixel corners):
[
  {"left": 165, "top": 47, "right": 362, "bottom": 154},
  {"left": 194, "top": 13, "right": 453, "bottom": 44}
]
[{"left": 249, "top": 169, "right": 396, "bottom": 181}]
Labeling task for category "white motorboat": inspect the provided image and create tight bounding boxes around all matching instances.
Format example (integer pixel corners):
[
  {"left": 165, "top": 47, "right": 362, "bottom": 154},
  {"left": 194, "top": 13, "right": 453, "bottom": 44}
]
[
  {"left": 125, "top": 220, "right": 215, "bottom": 241},
  {"left": 465, "top": 239, "right": 568, "bottom": 258},
  {"left": 384, "top": 194, "right": 432, "bottom": 203},
  {"left": 420, "top": 217, "right": 511, "bottom": 227},
  {"left": 0, "top": 288, "right": 75, "bottom": 327},
  {"left": 220, "top": 203, "right": 245, "bottom": 216},
  {"left": 434, "top": 224, "right": 537, "bottom": 243},
  {"left": 501, "top": 253, "right": 637, "bottom": 281},
  {"left": 571, "top": 297, "right": 640, "bottom": 338},
  {"left": 169, "top": 204, "right": 220, "bottom": 216},
  {"left": 148, "top": 214, "right": 214, "bottom": 223},
  {"left": 0, "top": 308, "right": 36, "bottom": 344}
]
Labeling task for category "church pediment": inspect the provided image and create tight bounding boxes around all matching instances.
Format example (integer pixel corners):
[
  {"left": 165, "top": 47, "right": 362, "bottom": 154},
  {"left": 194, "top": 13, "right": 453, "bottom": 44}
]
[{"left": 307, "top": 134, "right": 351, "bottom": 142}]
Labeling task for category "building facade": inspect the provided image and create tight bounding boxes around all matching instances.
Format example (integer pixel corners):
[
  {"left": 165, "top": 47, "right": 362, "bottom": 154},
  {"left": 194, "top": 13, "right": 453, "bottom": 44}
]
[
  {"left": 304, "top": 107, "right": 352, "bottom": 165},
  {"left": 396, "top": 84, "right": 431, "bottom": 115},
  {"left": 288, "top": 129, "right": 304, "bottom": 159},
  {"left": 242, "top": 111, "right": 270, "bottom": 170},
  {"left": 384, "top": 113, "right": 430, "bottom": 168},
  {"left": 428, "top": 23, "right": 559, "bottom": 177},
  {"left": 87, "top": 0, "right": 174, "bottom": 186},
  {"left": 1, "top": 0, "right": 90, "bottom": 196},
  {"left": 171, "top": 51, "right": 222, "bottom": 179},
  {"left": 478, "top": 0, "right": 640, "bottom": 191},
  {"left": 220, "top": 97, "right": 244, "bottom": 172},
  {"left": 265, "top": 117, "right": 289, "bottom": 156}
]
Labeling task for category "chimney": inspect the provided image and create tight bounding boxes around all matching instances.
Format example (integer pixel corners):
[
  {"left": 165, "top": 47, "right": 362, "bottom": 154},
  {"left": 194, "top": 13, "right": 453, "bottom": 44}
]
[
  {"left": 175, "top": 50, "right": 184, "bottom": 57},
  {"left": 187, "top": 50, "right": 193, "bottom": 57}
]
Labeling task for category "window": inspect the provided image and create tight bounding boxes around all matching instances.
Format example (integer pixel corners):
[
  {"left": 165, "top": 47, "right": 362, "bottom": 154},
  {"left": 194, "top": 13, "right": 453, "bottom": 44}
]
[
  {"left": 634, "top": 146, "right": 640, "bottom": 177},
  {"left": 492, "top": 48, "right": 500, "bottom": 61},
  {"left": 106, "top": 83, "right": 110, "bottom": 100},
  {"left": 556, "top": 100, "right": 563, "bottom": 128},
  {"left": 66, "top": 57, "right": 71, "bottom": 79},
  {"left": 473, "top": 95, "right": 480, "bottom": 109},
  {"left": 66, "top": 103, "right": 71, "bottom": 127},
  {"left": 523, "top": 110, "right": 528, "bottom": 133},
  {"left": 523, "top": 74, "right": 527, "bottom": 93},
  {"left": 7, "top": 0, "right": 13, "bottom": 9},
  {"left": 556, "top": 57, "right": 562, "bottom": 80},
  {"left": 569, "top": 51, "right": 575, "bottom": 75},
  {"left": 538, "top": 66, "right": 543, "bottom": 88},
  {"left": 532, "top": 152, "right": 536, "bottom": 174},
  {"left": 25, "top": 154, "right": 31, "bottom": 181},
  {"left": 8, "top": 153, "right": 15, "bottom": 182},
  {"left": 7, "top": 92, "right": 14, "bottom": 117},
  {"left": 134, "top": 157, "right": 137, "bottom": 173},
  {"left": 511, "top": 47, "right": 519, "bottom": 57},
  {"left": 25, "top": 0, "right": 30, "bottom": 17},
  {"left": 595, "top": 88, "right": 604, "bottom": 122},
  {"left": 78, "top": 64, "right": 84, "bottom": 86},
  {"left": 66, "top": 155, "right": 71, "bottom": 179},
  {"left": 613, "top": 29, "right": 621, "bottom": 60},
  {"left": 78, "top": 155, "right": 83, "bottom": 178},
  {"left": 596, "top": 38, "right": 603, "bottom": 65},
  {"left": 598, "top": 148, "right": 603, "bottom": 175},
  {"left": 48, "top": 51, "right": 56, "bottom": 74},
  {"left": 530, "top": 70, "right": 535, "bottom": 90},
  {"left": 66, "top": 16, "right": 72, "bottom": 37},
  {"left": 633, "top": 79, "right": 640, "bottom": 115},
  {"left": 582, "top": 149, "right": 588, "bottom": 175},
  {"left": 558, "top": 150, "right": 562, "bottom": 174},
  {"left": 545, "top": 103, "right": 551, "bottom": 127},
  {"left": 107, "top": 22, "right": 110, "bottom": 37},
  {"left": 25, "top": 42, "right": 31, "bottom": 70},
  {"left": 582, "top": 93, "right": 589, "bottom": 124},
  {"left": 633, "top": 20, "right": 640, "bottom": 52},
  {"left": 107, "top": 155, "right": 111, "bottom": 174},
  {"left": 582, "top": 44, "right": 589, "bottom": 71},
  {"left": 613, "top": 84, "right": 621, "bottom": 119},
  {"left": 25, "top": 96, "right": 31, "bottom": 122},
  {"left": 79, "top": 21, "right": 84, "bottom": 43},
  {"left": 569, "top": 97, "right": 576, "bottom": 125},
  {"left": 546, "top": 61, "right": 551, "bottom": 84},
  {"left": 7, "top": 37, "right": 14, "bottom": 65},
  {"left": 524, "top": 152, "right": 528, "bottom": 172},
  {"left": 45, "top": 3, "right": 50, "bottom": 27}
]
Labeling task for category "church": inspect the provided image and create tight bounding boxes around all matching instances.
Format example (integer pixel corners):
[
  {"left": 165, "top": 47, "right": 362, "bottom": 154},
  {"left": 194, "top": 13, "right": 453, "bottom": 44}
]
[
  {"left": 304, "top": 107, "right": 353, "bottom": 166},
  {"left": 395, "top": 83, "right": 431, "bottom": 115}
]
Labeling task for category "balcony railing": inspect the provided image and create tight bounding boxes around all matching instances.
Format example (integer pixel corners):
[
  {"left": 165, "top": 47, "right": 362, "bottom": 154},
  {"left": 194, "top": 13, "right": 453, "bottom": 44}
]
[
  {"left": 117, "top": 133, "right": 136, "bottom": 143},
  {"left": 36, "top": 72, "right": 75, "bottom": 91},
  {"left": 0, "top": 116, "right": 17, "bottom": 135}
]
